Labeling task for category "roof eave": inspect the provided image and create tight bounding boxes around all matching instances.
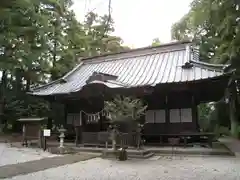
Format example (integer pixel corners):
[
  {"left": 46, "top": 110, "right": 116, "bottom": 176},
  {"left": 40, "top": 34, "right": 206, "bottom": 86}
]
[
  {"left": 190, "top": 60, "right": 227, "bottom": 72},
  {"left": 30, "top": 62, "right": 84, "bottom": 93}
]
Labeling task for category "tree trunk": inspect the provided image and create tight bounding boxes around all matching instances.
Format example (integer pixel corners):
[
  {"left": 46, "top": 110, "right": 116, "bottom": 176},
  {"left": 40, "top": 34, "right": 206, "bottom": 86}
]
[
  {"left": 26, "top": 77, "right": 31, "bottom": 92},
  {"left": 229, "top": 84, "right": 239, "bottom": 138},
  {"left": 0, "top": 70, "right": 7, "bottom": 132},
  {"left": 15, "top": 68, "right": 22, "bottom": 93}
]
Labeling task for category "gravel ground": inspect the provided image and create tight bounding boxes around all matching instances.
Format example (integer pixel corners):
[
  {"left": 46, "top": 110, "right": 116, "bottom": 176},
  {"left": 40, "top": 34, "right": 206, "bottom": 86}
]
[
  {"left": 0, "top": 143, "right": 58, "bottom": 167},
  {"left": 4, "top": 155, "right": 240, "bottom": 180}
]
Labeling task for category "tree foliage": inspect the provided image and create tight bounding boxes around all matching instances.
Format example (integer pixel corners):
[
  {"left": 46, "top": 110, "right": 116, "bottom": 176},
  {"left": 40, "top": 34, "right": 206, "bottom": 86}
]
[
  {"left": 0, "top": 0, "right": 129, "bottom": 131},
  {"left": 171, "top": 0, "right": 240, "bottom": 64}
]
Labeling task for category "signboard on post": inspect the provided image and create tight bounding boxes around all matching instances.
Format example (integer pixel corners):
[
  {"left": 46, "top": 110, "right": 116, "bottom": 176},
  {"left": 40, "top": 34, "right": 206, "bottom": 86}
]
[
  {"left": 43, "top": 129, "right": 51, "bottom": 137},
  {"left": 43, "top": 129, "right": 51, "bottom": 151}
]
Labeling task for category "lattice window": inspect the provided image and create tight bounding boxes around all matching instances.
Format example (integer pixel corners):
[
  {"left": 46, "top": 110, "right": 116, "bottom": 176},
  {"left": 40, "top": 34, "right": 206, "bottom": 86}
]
[
  {"left": 145, "top": 110, "right": 166, "bottom": 123},
  {"left": 170, "top": 109, "right": 181, "bottom": 123},
  {"left": 155, "top": 110, "right": 166, "bottom": 123},
  {"left": 170, "top": 108, "right": 192, "bottom": 123},
  {"left": 180, "top": 108, "right": 192, "bottom": 123},
  {"left": 145, "top": 110, "right": 155, "bottom": 123}
]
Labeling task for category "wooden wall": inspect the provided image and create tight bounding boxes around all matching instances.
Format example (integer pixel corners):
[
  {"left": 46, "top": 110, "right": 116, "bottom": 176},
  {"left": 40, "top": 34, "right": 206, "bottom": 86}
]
[
  {"left": 64, "top": 90, "right": 199, "bottom": 135},
  {"left": 65, "top": 97, "right": 109, "bottom": 133},
  {"left": 143, "top": 91, "right": 198, "bottom": 135}
]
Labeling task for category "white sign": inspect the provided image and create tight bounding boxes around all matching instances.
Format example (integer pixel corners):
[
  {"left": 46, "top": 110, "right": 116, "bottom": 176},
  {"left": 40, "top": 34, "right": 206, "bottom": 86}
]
[{"left": 43, "top": 129, "right": 51, "bottom": 137}]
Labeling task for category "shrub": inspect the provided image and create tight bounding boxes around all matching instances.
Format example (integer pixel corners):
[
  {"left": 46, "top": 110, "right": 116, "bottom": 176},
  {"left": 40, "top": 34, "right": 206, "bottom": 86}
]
[{"left": 214, "top": 125, "right": 230, "bottom": 138}]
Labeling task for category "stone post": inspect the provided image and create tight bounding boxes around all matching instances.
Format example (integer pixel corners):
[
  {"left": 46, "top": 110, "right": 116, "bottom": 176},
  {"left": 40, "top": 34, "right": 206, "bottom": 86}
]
[{"left": 22, "top": 124, "right": 27, "bottom": 147}]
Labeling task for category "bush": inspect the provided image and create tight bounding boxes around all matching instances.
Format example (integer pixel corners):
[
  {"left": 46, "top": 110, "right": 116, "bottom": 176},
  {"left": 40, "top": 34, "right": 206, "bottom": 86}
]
[{"left": 214, "top": 126, "right": 230, "bottom": 138}]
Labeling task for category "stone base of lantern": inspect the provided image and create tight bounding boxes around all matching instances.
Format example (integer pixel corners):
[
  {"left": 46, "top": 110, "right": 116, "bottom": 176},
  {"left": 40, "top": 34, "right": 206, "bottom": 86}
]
[
  {"left": 102, "top": 149, "right": 118, "bottom": 159},
  {"left": 48, "top": 146, "right": 76, "bottom": 155},
  {"left": 102, "top": 148, "right": 154, "bottom": 160}
]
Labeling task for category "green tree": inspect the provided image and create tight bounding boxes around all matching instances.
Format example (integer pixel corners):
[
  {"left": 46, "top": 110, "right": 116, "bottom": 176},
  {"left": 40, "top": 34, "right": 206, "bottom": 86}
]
[
  {"left": 104, "top": 95, "right": 147, "bottom": 150},
  {"left": 151, "top": 38, "right": 161, "bottom": 47},
  {"left": 0, "top": 0, "right": 129, "bottom": 132},
  {"left": 83, "top": 12, "right": 129, "bottom": 56}
]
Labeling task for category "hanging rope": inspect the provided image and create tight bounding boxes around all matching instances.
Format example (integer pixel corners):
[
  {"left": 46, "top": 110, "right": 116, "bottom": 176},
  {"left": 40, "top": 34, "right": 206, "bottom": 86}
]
[
  {"left": 67, "top": 109, "right": 110, "bottom": 126},
  {"left": 80, "top": 109, "right": 110, "bottom": 124},
  {"left": 80, "top": 109, "right": 105, "bottom": 116}
]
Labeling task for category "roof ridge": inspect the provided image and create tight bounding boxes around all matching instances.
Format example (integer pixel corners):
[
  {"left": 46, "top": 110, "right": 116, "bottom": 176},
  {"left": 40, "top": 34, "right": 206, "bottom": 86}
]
[
  {"left": 80, "top": 40, "right": 191, "bottom": 62},
  {"left": 83, "top": 47, "right": 187, "bottom": 65}
]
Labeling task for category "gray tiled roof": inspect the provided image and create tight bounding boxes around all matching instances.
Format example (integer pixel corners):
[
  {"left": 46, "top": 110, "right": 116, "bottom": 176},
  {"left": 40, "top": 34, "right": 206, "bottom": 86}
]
[{"left": 30, "top": 41, "right": 227, "bottom": 96}]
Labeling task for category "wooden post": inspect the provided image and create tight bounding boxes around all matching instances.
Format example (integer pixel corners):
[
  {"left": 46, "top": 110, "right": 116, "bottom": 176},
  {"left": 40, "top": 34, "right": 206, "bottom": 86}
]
[
  {"left": 38, "top": 128, "right": 42, "bottom": 148},
  {"left": 191, "top": 95, "right": 199, "bottom": 130},
  {"left": 165, "top": 95, "right": 170, "bottom": 134},
  {"left": 43, "top": 136, "right": 47, "bottom": 151}
]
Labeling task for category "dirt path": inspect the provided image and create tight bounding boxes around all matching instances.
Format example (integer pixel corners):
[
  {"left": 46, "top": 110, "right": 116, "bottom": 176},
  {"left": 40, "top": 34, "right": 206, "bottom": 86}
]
[{"left": 0, "top": 153, "right": 99, "bottom": 179}]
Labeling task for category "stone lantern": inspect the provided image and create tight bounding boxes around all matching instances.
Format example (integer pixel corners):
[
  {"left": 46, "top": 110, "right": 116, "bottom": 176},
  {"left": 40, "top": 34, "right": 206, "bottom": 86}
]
[{"left": 58, "top": 125, "right": 66, "bottom": 148}]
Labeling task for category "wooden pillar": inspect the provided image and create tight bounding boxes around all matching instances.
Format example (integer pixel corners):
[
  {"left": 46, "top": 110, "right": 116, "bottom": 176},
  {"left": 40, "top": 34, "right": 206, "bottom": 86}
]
[
  {"left": 63, "top": 103, "right": 67, "bottom": 127},
  {"left": 38, "top": 126, "right": 43, "bottom": 148},
  {"left": 191, "top": 95, "right": 199, "bottom": 130},
  {"left": 47, "top": 102, "right": 54, "bottom": 129},
  {"left": 75, "top": 110, "right": 83, "bottom": 146},
  {"left": 165, "top": 95, "right": 170, "bottom": 134}
]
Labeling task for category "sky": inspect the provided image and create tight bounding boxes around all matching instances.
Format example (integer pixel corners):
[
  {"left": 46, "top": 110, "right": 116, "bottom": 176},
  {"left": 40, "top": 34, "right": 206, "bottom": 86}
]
[{"left": 72, "top": 0, "right": 192, "bottom": 48}]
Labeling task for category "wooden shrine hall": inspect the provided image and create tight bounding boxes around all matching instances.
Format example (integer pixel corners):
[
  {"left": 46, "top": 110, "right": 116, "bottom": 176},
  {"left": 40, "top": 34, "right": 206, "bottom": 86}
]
[{"left": 29, "top": 41, "right": 232, "bottom": 147}]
